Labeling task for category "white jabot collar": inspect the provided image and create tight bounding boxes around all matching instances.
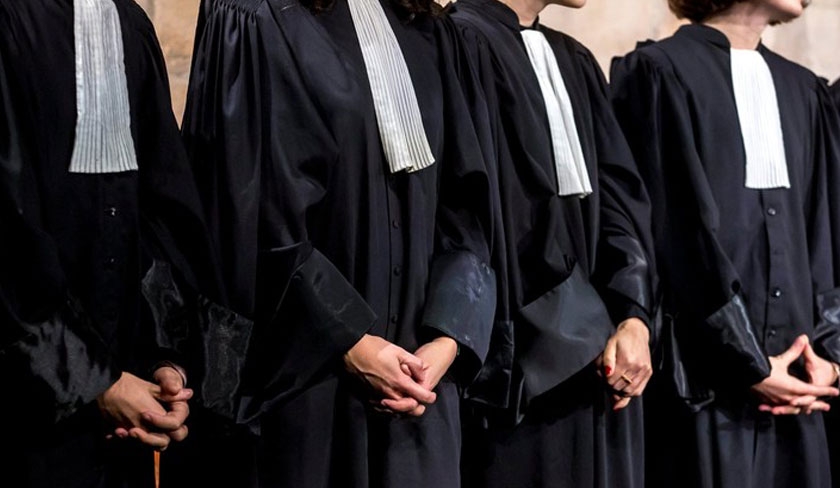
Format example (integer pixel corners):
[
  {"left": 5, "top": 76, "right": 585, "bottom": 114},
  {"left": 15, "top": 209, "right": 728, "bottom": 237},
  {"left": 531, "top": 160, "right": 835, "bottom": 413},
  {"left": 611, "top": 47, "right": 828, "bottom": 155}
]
[
  {"left": 70, "top": 0, "right": 139, "bottom": 174},
  {"left": 521, "top": 29, "right": 592, "bottom": 197},
  {"left": 348, "top": 0, "right": 435, "bottom": 174},
  {"left": 730, "top": 48, "right": 790, "bottom": 190}
]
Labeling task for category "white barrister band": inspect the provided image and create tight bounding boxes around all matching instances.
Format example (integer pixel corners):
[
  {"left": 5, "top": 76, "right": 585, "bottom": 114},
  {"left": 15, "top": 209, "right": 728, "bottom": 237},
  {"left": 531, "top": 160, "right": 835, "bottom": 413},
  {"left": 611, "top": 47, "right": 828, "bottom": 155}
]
[
  {"left": 521, "top": 29, "right": 592, "bottom": 198},
  {"left": 347, "top": 0, "right": 435, "bottom": 174},
  {"left": 70, "top": 0, "right": 138, "bottom": 174},
  {"left": 730, "top": 48, "right": 790, "bottom": 190}
]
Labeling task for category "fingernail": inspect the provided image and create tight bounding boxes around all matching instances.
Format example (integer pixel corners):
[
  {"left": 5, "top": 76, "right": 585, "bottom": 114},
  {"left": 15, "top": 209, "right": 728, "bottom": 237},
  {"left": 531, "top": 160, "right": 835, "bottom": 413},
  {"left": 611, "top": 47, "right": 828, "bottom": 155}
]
[{"left": 605, "top": 366, "right": 613, "bottom": 376}]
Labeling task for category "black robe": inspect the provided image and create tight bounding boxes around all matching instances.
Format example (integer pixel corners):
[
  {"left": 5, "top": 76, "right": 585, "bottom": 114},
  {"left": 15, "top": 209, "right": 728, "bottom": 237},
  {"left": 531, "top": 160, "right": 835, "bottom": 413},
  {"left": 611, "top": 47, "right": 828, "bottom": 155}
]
[
  {"left": 0, "top": 0, "right": 231, "bottom": 487},
  {"left": 827, "top": 77, "right": 840, "bottom": 488},
  {"left": 178, "top": 0, "right": 496, "bottom": 486},
  {"left": 611, "top": 24, "right": 840, "bottom": 488},
  {"left": 450, "top": 1, "right": 655, "bottom": 487}
]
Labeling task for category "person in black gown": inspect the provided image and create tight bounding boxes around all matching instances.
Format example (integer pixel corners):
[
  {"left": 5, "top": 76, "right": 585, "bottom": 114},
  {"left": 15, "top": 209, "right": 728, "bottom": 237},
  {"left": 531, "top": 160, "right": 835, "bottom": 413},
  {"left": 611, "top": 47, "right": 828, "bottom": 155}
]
[
  {"left": 0, "top": 0, "right": 231, "bottom": 486},
  {"left": 178, "top": 0, "right": 496, "bottom": 486},
  {"left": 611, "top": 1, "right": 840, "bottom": 486},
  {"left": 449, "top": 0, "right": 656, "bottom": 487},
  {"left": 826, "top": 76, "right": 840, "bottom": 488}
]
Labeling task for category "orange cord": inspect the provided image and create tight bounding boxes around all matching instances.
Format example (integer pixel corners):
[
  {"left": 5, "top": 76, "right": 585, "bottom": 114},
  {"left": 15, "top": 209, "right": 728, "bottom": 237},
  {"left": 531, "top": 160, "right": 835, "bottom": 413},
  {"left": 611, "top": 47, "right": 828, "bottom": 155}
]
[{"left": 154, "top": 451, "right": 160, "bottom": 488}]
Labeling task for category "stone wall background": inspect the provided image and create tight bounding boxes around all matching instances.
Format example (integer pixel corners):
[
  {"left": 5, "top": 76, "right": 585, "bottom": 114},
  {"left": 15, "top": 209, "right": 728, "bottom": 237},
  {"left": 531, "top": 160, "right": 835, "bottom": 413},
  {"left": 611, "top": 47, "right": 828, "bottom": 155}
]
[{"left": 137, "top": 0, "right": 840, "bottom": 122}]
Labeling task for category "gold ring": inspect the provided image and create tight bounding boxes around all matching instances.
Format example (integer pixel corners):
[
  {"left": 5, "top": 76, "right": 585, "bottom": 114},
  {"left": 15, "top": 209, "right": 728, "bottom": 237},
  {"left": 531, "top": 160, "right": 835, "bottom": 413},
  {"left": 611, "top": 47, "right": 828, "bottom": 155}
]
[{"left": 620, "top": 374, "right": 633, "bottom": 385}]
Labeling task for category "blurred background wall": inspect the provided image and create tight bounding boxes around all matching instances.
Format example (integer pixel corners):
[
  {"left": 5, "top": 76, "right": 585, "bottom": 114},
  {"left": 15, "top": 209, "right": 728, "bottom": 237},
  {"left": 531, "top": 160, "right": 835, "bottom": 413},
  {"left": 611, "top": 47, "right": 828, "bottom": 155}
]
[{"left": 137, "top": 0, "right": 840, "bottom": 122}]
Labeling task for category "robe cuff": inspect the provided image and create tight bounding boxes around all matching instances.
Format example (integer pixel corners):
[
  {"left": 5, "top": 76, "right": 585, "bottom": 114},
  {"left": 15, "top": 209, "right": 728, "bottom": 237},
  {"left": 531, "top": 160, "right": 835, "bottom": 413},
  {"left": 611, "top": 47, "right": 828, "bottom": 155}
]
[
  {"left": 597, "top": 234, "right": 653, "bottom": 328},
  {"left": 463, "top": 318, "right": 515, "bottom": 409},
  {"left": 609, "top": 300, "right": 650, "bottom": 331},
  {"left": 516, "top": 265, "right": 614, "bottom": 404},
  {"left": 704, "top": 294, "right": 770, "bottom": 387},
  {"left": 421, "top": 251, "right": 496, "bottom": 385},
  {"left": 143, "top": 260, "right": 253, "bottom": 420},
  {"left": 609, "top": 300, "right": 656, "bottom": 349},
  {"left": 658, "top": 313, "right": 715, "bottom": 412},
  {"left": 813, "top": 287, "right": 840, "bottom": 365},
  {"left": 0, "top": 296, "right": 120, "bottom": 423},
  {"left": 237, "top": 245, "right": 376, "bottom": 423}
]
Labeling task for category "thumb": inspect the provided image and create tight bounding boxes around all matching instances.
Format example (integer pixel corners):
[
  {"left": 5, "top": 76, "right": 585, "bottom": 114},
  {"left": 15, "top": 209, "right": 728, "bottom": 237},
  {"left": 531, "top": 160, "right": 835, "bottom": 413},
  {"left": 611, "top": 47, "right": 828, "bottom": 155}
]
[
  {"left": 778, "top": 335, "right": 809, "bottom": 366},
  {"left": 399, "top": 353, "right": 428, "bottom": 383},
  {"left": 400, "top": 362, "right": 426, "bottom": 385},
  {"left": 161, "top": 376, "right": 183, "bottom": 396},
  {"left": 802, "top": 341, "right": 820, "bottom": 366},
  {"left": 154, "top": 367, "right": 185, "bottom": 395}
]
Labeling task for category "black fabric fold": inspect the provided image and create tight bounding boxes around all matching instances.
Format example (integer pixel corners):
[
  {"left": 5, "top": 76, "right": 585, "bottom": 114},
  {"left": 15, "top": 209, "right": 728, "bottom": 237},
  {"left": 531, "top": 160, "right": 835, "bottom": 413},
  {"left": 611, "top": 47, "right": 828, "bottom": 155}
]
[
  {"left": 463, "top": 318, "right": 514, "bottom": 408},
  {"left": 144, "top": 243, "right": 376, "bottom": 426},
  {"left": 239, "top": 245, "right": 376, "bottom": 425},
  {"left": 814, "top": 287, "right": 840, "bottom": 365},
  {"left": 422, "top": 250, "right": 496, "bottom": 384},
  {"left": 516, "top": 265, "right": 613, "bottom": 404},
  {"left": 0, "top": 296, "right": 120, "bottom": 425},
  {"left": 704, "top": 294, "right": 771, "bottom": 388},
  {"left": 656, "top": 312, "right": 715, "bottom": 412},
  {"left": 141, "top": 260, "right": 253, "bottom": 420}
]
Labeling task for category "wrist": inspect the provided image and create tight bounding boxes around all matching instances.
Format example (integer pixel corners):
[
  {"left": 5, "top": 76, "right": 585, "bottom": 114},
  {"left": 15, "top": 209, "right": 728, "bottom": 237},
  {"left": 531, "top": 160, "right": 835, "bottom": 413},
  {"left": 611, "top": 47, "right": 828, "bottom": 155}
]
[
  {"left": 430, "top": 336, "right": 459, "bottom": 357},
  {"left": 345, "top": 333, "right": 370, "bottom": 357},
  {"left": 618, "top": 317, "right": 649, "bottom": 337}
]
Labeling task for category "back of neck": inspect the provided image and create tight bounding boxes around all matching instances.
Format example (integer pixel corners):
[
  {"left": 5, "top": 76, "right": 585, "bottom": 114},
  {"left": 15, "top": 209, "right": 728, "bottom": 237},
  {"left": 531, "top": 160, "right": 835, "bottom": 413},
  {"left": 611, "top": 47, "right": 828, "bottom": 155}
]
[
  {"left": 500, "top": 0, "right": 548, "bottom": 28},
  {"left": 703, "top": 3, "right": 770, "bottom": 50}
]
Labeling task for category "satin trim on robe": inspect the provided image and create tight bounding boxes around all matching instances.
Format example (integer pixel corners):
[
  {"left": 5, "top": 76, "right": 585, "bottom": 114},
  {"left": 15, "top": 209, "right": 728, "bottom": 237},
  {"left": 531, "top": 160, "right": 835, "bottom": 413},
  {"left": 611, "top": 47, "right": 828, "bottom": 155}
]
[
  {"left": 520, "top": 29, "right": 591, "bottom": 197},
  {"left": 730, "top": 48, "right": 790, "bottom": 189},
  {"left": 70, "top": 0, "right": 138, "bottom": 174},
  {"left": 347, "top": 0, "right": 435, "bottom": 174}
]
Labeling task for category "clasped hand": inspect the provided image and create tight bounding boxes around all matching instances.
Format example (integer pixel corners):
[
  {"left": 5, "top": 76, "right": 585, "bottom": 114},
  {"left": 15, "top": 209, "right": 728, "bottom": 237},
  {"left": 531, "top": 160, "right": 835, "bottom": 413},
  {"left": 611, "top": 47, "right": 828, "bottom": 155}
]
[
  {"left": 751, "top": 334, "right": 839, "bottom": 415},
  {"left": 344, "top": 334, "right": 457, "bottom": 417},
  {"left": 595, "top": 317, "right": 653, "bottom": 411},
  {"left": 97, "top": 366, "right": 192, "bottom": 450}
]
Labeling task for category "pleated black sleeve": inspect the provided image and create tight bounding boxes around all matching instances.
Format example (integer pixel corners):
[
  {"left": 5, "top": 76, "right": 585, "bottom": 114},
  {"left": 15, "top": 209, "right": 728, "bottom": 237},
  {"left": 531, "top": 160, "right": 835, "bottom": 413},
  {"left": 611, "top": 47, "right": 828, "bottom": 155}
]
[
  {"left": 182, "top": 0, "right": 495, "bottom": 424},
  {"left": 613, "top": 29, "right": 840, "bottom": 404},
  {"left": 0, "top": 22, "right": 116, "bottom": 426},
  {"left": 451, "top": 0, "right": 654, "bottom": 416},
  {"left": 422, "top": 16, "right": 497, "bottom": 383},
  {"left": 444, "top": 14, "right": 515, "bottom": 410},
  {"left": 0, "top": 173, "right": 119, "bottom": 427},
  {"left": 611, "top": 48, "right": 772, "bottom": 392},
  {"left": 0, "top": 0, "right": 238, "bottom": 424},
  {"left": 812, "top": 80, "right": 840, "bottom": 365},
  {"left": 183, "top": 1, "right": 377, "bottom": 423},
  {"left": 568, "top": 36, "right": 656, "bottom": 333}
]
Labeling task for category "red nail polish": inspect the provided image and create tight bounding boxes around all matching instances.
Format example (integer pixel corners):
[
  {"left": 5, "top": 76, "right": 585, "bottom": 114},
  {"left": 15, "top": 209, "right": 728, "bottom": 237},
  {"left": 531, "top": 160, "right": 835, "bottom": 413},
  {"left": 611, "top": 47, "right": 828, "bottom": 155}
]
[{"left": 605, "top": 366, "right": 613, "bottom": 376}]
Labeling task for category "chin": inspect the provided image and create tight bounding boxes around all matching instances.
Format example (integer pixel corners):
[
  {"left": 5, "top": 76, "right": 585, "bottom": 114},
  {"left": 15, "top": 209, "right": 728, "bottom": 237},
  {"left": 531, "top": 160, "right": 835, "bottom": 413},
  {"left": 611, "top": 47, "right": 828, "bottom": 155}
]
[
  {"left": 552, "top": 0, "right": 586, "bottom": 8},
  {"left": 767, "top": 0, "right": 805, "bottom": 23},
  {"left": 769, "top": 9, "right": 802, "bottom": 24}
]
